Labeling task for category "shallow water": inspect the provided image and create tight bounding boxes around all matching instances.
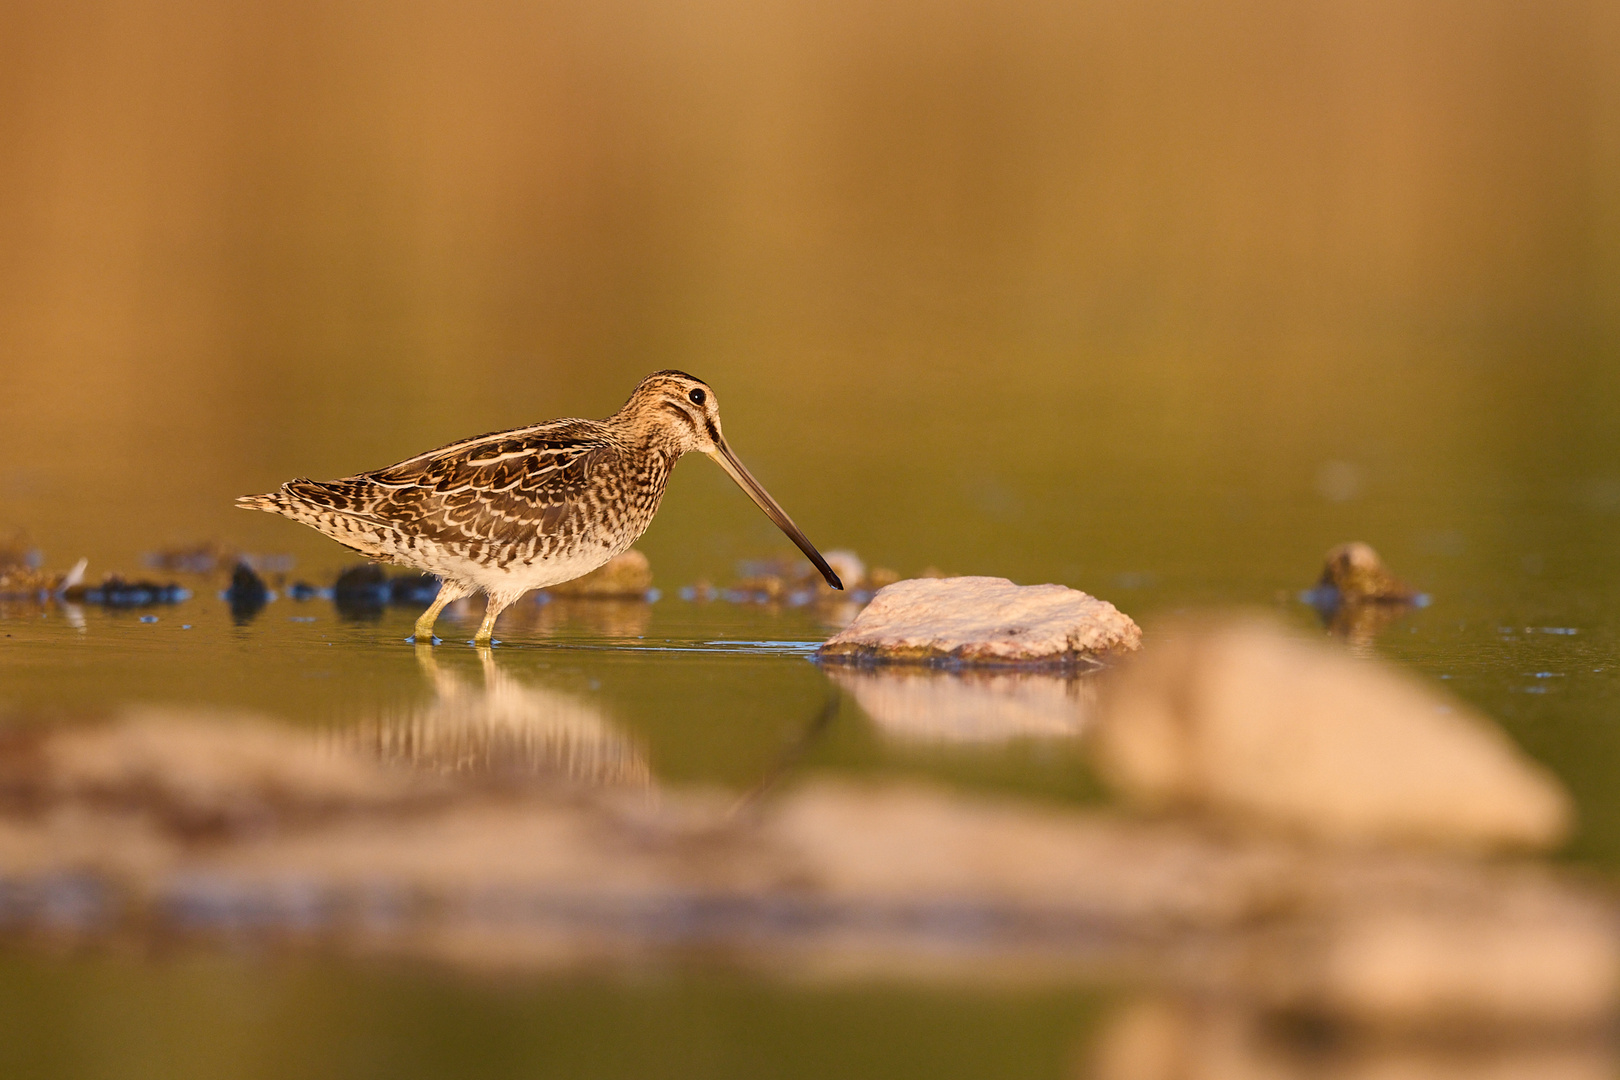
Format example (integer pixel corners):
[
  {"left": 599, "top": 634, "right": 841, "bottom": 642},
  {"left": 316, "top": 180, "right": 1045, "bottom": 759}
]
[
  {"left": 5, "top": 577, "right": 1619, "bottom": 846},
  {"left": 0, "top": 596, "right": 1105, "bottom": 807},
  {"left": 0, "top": 953, "right": 1113, "bottom": 1080}
]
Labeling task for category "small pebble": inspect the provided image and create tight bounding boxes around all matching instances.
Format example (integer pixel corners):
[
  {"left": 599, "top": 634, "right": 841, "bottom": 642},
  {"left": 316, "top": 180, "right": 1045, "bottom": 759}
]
[{"left": 139, "top": 615, "right": 158, "bottom": 623}]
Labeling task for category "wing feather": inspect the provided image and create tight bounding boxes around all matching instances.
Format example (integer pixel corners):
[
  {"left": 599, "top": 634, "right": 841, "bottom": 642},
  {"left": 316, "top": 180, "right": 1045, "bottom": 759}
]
[{"left": 286, "top": 420, "right": 617, "bottom": 548}]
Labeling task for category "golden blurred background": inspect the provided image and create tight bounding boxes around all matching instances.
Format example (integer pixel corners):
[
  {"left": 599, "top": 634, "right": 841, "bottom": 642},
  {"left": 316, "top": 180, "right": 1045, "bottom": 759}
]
[
  {"left": 1, "top": 0, "right": 1617, "bottom": 591},
  {"left": 3, "top": 8, "right": 1620, "bottom": 1074}
]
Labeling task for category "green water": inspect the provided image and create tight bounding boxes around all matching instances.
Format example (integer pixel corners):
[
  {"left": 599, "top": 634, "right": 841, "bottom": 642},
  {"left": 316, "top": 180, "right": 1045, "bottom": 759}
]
[{"left": 0, "top": 953, "right": 1110, "bottom": 1080}]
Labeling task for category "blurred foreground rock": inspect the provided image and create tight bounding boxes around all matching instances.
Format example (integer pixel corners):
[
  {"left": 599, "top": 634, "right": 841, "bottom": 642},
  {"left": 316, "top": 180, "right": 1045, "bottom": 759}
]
[
  {"left": 1091, "top": 616, "right": 1572, "bottom": 850},
  {"left": 0, "top": 708, "right": 1612, "bottom": 1037},
  {"left": 819, "top": 577, "right": 1141, "bottom": 667}
]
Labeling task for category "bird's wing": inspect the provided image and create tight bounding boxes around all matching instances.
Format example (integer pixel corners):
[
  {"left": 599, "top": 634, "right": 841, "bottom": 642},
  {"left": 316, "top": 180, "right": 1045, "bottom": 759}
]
[{"left": 287, "top": 421, "right": 616, "bottom": 547}]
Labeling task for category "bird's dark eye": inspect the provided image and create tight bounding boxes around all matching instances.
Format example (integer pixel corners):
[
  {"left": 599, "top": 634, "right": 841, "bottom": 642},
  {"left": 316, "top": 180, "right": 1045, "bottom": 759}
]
[{"left": 688, "top": 388, "right": 706, "bottom": 406}]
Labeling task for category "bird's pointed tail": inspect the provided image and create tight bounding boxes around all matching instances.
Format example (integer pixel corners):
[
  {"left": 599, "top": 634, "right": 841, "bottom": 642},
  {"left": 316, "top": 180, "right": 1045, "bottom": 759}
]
[{"left": 235, "top": 488, "right": 293, "bottom": 515}]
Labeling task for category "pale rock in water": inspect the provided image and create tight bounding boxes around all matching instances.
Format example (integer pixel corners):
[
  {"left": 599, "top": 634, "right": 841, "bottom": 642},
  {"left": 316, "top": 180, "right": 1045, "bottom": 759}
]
[
  {"left": 1090, "top": 615, "right": 1573, "bottom": 851},
  {"left": 821, "top": 549, "right": 866, "bottom": 591},
  {"left": 818, "top": 576, "right": 1141, "bottom": 665}
]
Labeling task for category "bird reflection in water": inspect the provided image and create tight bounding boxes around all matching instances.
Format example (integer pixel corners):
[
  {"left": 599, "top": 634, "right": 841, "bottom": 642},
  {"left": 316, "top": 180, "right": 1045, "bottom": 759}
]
[
  {"left": 825, "top": 667, "right": 1097, "bottom": 744},
  {"left": 334, "top": 644, "right": 651, "bottom": 788}
]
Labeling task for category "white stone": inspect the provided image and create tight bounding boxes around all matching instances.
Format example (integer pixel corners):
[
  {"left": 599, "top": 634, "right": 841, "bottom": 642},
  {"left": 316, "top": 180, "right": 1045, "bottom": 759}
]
[
  {"left": 1090, "top": 615, "right": 1574, "bottom": 850},
  {"left": 822, "top": 549, "right": 866, "bottom": 590},
  {"left": 818, "top": 576, "right": 1141, "bottom": 665}
]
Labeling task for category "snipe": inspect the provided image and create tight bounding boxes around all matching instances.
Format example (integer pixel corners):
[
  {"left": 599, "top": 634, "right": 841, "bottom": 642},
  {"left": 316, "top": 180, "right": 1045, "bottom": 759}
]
[{"left": 237, "top": 371, "right": 842, "bottom": 644}]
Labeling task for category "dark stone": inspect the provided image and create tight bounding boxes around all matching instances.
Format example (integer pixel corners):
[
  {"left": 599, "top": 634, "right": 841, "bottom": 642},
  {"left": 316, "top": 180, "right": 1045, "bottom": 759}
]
[
  {"left": 388, "top": 573, "right": 441, "bottom": 606},
  {"left": 223, "top": 562, "right": 269, "bottom": 622},
  {"left": 65, "top": 576, "right": 191, "bottom": 608},
  {"left": 286, "top": 581, "right": 326, "bottom": 601},
  {"left": 332, "top": 564, "right": 390, "bottom": 620}
]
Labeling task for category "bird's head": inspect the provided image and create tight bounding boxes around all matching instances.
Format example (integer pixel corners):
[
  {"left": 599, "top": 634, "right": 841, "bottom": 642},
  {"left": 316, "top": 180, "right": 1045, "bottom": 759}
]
[
  {"left": 616, "top": 370, "right": 843, "bottom": 590},
  {"left": 623, "top": 369, "right": 725, "bottom": 455}
]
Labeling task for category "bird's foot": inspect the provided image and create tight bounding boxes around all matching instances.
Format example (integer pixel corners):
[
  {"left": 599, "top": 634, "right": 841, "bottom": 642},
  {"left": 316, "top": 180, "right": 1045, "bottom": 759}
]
[{"left": 406, "top": 634, "right": 441, "bottom": 645}]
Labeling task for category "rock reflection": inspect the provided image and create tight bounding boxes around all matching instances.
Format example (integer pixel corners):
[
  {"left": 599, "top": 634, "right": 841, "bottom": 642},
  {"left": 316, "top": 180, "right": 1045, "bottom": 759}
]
[
  {"left": 333, "top": 646, "right": 651, "bottom": 788},
  {"left": 826, "top": 667, "right": 1096, "bottom": 743},
  {"left": 1083, "top": 996, "right": 1616, "bottom": 1080},
  {"left": 1317, "top": 598, "right": 1417, "bottom": 650}
]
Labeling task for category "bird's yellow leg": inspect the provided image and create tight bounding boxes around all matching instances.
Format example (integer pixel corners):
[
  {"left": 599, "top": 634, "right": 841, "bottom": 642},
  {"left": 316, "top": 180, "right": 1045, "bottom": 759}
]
[
  {"left": 411, "top": 581, "right": 469, "bottom": 643},
  {"left": 473, "top": 592, "right": 515, "bottom": 641},
  {"left": 473, "top": 594, "right": 508, "bottom": 645}
]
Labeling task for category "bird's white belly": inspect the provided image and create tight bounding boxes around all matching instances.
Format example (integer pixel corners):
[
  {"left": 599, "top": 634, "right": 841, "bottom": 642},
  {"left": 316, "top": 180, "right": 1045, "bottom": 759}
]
[
  {"left": 477, "top": 550, "right": 617, "bottom": 594},
  {"left": 389, "top": 535, "right": 622, "bottom": 597}
]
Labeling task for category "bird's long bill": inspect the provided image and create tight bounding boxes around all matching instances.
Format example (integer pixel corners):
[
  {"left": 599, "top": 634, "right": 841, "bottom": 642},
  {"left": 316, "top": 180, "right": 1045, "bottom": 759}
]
[{"left": 707, "top": 441, "right": 843, "bottom": 590}]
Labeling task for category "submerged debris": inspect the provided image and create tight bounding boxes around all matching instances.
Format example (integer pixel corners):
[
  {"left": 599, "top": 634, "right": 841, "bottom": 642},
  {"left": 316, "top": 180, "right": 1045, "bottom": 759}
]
[
  {"left": 819, "top": 576, "right": 1141, "bottom": 667},
  {"left": 1090, "top": 614, "right": 1572, "bottom": 850}
]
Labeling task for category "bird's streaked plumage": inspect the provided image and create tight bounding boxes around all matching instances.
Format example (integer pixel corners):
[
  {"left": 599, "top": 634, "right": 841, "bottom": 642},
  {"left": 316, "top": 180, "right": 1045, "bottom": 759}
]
[{"left": 237, "top": 371, "right": 841, "bottom": 643}]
